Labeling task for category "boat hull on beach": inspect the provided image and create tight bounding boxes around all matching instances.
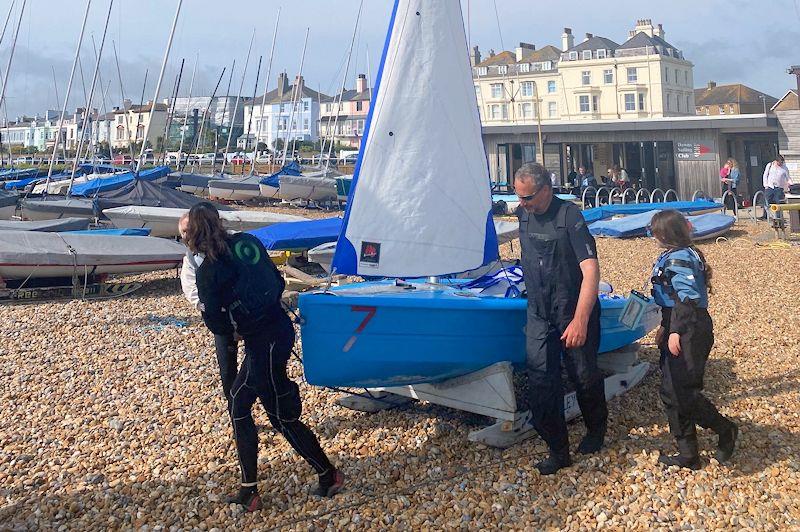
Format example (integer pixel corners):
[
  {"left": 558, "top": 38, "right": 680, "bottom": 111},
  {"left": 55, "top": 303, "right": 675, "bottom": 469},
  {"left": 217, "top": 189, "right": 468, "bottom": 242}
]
[
  {"left": 299, "top": 280, "right": 660, "bottom": 388},
  {"left": 103, "top": 205, "right": 309, "bottom": 237},
  {"left": 0, "top": 231, "right": 185, "bottom": 280}
]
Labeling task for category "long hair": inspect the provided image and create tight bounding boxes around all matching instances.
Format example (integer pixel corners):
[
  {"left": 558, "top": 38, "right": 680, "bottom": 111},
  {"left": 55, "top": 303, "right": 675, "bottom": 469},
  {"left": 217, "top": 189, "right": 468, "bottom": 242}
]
[
  {"left": 649, "top": 209, "right": 713, "bottom": 292},
  {"left": 726, "top": 158, "right": 738, "bottom": 169},
  {"left": 184, "top": 202, "right": 230, "bottom": 262}
]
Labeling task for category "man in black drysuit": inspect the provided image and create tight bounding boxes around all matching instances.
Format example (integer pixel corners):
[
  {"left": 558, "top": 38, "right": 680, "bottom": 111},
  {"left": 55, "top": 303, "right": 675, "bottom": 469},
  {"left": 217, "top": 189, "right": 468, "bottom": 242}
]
[{"left": 514, "top": 162, "right": 608, "bottom": 475}]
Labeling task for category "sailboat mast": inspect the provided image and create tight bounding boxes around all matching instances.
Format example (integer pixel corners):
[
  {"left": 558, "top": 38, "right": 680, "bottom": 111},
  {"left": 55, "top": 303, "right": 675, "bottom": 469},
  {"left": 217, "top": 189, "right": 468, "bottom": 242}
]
[
  {"left": 280, "top": 27, "right": 309, "bottom": 168},
  {"left": 242, "top": 54, "right": 262, "bottom": 175},
  {"left": 325, "top": 0, "right": 364, "bottom": 171},
  {"left": 159, "top": 57, "right": 185, "bottom": 166},
  {"left": 213, "top": 60, "right": 235, "bottom": 172},
  {"left": 0, "top": 0, "right": 26, "bottom": 112},
  {"left": 0, "top": 0, "right": 17, "bottom": 168},
  {"left": 256, "top": 8, "right": 280, "bottom": 172},
  {"left": 176, "top": 53, "right": 197, "bottom": 169},
  {"left": 67, "top": 0, "right": 113, "bottom": 196},
  {"left": 136, "top": 0, "right": 183, "bottom": 173},
  {"left": 112, "top": 40, "right": 136, "bottom": 163},
  {"left": 189, "top": 66, "right": 225, "bottom": 172},
  {"left": 220, "top": 29, "right": 255, "bottom": 176}
]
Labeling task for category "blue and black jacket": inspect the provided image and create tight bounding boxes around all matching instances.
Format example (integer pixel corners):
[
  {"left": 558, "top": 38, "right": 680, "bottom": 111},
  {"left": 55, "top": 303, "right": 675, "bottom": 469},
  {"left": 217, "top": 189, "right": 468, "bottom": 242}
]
[{"left": 650, "top": 247, "right": 709, "bottom": 335}]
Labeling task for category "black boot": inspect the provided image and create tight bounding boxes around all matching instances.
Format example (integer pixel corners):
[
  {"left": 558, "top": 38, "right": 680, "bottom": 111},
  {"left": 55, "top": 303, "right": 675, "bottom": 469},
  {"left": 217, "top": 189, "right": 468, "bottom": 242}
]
[
  {"left": 536, "top": 449, "right": 572, "bottom": 475},
  {"left": 226, "top": 486, "right": 263, "bottom": 512},
  {"left": 658, "top": 453, "right": 702, "bottom": 470},
  {"left": 716, "top": 421, "right": 738, "bottom": 464},
  {"left": 659, "top": 437, "right": 701, "bottom": 470},
  {"left": 577, "top": 430, "right": 605, "bottom": 455}
]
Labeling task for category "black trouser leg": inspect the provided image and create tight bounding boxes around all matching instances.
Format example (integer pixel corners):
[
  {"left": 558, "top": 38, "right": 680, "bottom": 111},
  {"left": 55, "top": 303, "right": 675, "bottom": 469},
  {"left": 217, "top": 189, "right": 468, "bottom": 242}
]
[
  {"left": 562, "top": 307, "right": 607, "bottom": 437},
  {"left": 213, "top": 333, "right": 238, "bottom": 401},
  {"left": 229, "top": 358, "right": 260, "bottom": 486},
  {"left": 659, "top": 313, "right": 729, "bottom": 456},
  {"left": 229, "top": 322, "right": 334, "bottom": 486},
  {"left": 526, "top": 316, "right": 569, "bottom": 453}
]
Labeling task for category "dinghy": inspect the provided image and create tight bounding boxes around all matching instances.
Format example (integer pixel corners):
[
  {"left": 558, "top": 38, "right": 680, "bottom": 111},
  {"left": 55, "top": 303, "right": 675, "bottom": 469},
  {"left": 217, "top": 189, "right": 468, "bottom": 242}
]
[
  {"left": 208, "top": 174, "right": 263, "bottom": 201},
  {"left": 276, "top": 173, "right": 338, "bottom": 203},
  {"left": 258, "top": 161, "right": 302, "bottom": 198},
  {"left": 176, "top": 172, "right": 219, "bottom": 195},
  {"left": 20, "top": 197, "right": 97, "bottom": 221},
  {"left": 336, "top": 176, "right": 352, "bottom": 204},
  {"left": 297, "top": 0, "right": 657, "bottom": 447},
  {"left": 102, "top": 205, "right": 308, "bottom": 238},
  {"left": 250, "top": 217, "right": 344, "bottom": 251},
  {"left": 0, "top": 217, "right": 90, "bottom": 232},
  {"left": 589, "top": 210, "right": 735, "bottom": 240},
  {"left": 600, "top": 199, "right": 722, "bottom": 217},
  {"left": 0, "top": 231, "right": 184, "bottom": 280},
  {"left": 307, "top": 219, "right": 520, "bottom": 273}
]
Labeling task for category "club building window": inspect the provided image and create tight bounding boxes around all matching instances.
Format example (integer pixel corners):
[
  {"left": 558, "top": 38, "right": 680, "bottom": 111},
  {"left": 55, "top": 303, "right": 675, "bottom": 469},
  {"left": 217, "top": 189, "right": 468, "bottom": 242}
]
[
  {"left": 490, "top": 83, "right": 503, "bottom": 99},
  {"left": 581, "top": 71, "right": 591, "bottom": 85},
  {"left": 627, "top": 67, "right": 638, "bottom": 84},
  {"left": 603, "top": 69, "right": 613, "bottom": 84},
  {"left": 548, "top": 101, "right": 557, "bottom": 118},
  {"left": 624, "top": 93, "right": 636, "bottom": 111},
  {"left": 498, "top": 65, "right": 508, "bottom": 75},
  {"left": 489, "top": 104, "right": 508, "bottom": 120},
  {"left": 638, "top": 92, "right": 646, "bottom": 111},
  {"left": 582, "top": 50, "right": 592, "bottom": 60},
  {"left": 547, "top": 80, "right": 556, "bottom": 93},
  {"left": 579, "top": 95, "right": 591, "bottom": 113},
  {"left": 521, "top": 81, "right": 534, "bottom": 97},
  {"left": 519, "top": 102, "right": 534, "bottom": 119}
]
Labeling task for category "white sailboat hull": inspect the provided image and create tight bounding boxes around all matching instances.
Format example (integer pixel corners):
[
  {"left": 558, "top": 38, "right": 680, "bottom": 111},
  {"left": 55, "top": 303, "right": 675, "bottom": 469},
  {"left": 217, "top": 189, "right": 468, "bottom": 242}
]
[
  {"left": 0, "top": 231, "right": 185, "bottom": 280},
  {"left": 103, "top": 206, "right": 309, "bottom": 238}
]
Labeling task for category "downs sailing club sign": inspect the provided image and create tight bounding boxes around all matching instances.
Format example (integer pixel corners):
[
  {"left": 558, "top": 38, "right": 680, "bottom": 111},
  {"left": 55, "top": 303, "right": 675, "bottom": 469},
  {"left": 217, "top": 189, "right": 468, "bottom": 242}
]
[{"left": 676, "top": 142, "right": 716, "bottom": 161}]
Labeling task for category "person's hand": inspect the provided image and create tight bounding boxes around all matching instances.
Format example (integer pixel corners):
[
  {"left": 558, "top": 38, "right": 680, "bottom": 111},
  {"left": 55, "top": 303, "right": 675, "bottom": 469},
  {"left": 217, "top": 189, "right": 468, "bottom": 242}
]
[
  {"left": 655, "top": 326, "right": 666, "bottom": 345},
  {"left": 668, "top": 333, "right": 682, "bottom": 357},
  {"left": 561, "top": 316, "right": 588, "bottom": 348}
]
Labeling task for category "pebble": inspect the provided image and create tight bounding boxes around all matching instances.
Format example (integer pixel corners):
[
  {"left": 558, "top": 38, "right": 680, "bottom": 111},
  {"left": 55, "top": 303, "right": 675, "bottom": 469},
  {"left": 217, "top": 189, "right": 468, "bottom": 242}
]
[{"left": 1, "top": 219, "right": 799, "bottom": 530}]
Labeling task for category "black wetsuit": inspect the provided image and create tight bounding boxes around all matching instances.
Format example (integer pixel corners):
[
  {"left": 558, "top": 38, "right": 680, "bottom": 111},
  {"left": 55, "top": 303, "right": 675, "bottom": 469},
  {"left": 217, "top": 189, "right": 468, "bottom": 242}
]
[
  {"left": 196, "top": 233, "right": 334, "bottom": 487},
  {"left": 517, "top": 197, "right": 608, "bottom": 455}
]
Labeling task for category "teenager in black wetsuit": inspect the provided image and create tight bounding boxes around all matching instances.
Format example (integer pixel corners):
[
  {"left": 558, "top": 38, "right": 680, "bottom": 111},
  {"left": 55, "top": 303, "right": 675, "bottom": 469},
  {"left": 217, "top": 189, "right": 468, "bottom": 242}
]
[{"left": 184, "top": 202, "right": 344, "bottom": 512}]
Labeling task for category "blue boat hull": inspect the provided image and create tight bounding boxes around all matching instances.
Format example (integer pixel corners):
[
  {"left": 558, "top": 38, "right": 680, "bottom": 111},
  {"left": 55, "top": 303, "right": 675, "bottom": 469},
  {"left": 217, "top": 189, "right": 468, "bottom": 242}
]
[{"left": 299, "top": 280, "right": 660, "bottom": 388}]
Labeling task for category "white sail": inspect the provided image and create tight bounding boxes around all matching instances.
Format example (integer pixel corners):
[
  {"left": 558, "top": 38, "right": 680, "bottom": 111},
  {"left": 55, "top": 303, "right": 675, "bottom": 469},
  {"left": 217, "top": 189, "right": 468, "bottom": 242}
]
[{"left": 332, "top": 0, "right": 497, "bottom": 277}]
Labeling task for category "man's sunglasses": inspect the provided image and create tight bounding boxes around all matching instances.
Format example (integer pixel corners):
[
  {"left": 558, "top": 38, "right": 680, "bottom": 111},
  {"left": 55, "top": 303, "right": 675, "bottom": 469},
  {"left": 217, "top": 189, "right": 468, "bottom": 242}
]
[{"left": 517, "top": 187, "right": 545, "bottom": 202}]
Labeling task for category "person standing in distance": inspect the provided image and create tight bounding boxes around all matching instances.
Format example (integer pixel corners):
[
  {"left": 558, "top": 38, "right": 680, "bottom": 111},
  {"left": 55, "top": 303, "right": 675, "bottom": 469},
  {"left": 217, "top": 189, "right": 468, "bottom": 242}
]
[{"left": 514, "top": 162, "right": 608, "bottom": 475}]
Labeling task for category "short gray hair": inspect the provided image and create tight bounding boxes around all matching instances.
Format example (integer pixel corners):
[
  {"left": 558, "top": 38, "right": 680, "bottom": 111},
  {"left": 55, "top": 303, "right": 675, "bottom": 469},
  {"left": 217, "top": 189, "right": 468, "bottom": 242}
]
[{"left": 514, "top": 162, "right": 552, "bottom": 188}]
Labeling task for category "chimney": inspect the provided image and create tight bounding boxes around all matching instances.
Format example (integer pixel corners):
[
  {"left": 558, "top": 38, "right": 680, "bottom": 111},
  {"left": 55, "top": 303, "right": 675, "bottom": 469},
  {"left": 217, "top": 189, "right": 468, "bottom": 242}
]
[
  {"left": 489, "top": 49, "right": 496, "bottom": 58},
  {"left": 584, "top": 32, "right": 593, "bottom": 42},
  {"left": 123, "top": 98, "right": 132, "bottom": 110},
  {"left": 515, "top": 42, "right": 535, "bottom": 62},
  {"left": 654, "top": 23, "right": 665, "bottom": 38},
  {"left": 294, "top": 75, "right": 305, "bottom": 94},
  {"left": 561, "top": 27, "right": 574, "bottom": 50},
  {"left": 277, "top": 72, "right": 289, "bottom": 99},
  {"left": 113, "top": 106, "right": 120, "bottom": 112},
  {"left": 707, "top": 81, "right": 717, "bottom": 90},
  {"left": 633, "top": 18, "right": 655, "bottom": 37},
  {"left": 356, "top": 73, "right": 367, "bottom": 93},
  {"left": 470, "top": 45, "right": 481, "bottom": 67}
]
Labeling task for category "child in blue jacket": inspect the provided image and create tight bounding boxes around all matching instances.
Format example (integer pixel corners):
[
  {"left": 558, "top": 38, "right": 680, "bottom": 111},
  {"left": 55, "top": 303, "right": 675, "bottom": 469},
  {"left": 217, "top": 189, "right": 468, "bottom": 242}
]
[{"left": 649, "top": 210, "right": 738, "bottom": 469}]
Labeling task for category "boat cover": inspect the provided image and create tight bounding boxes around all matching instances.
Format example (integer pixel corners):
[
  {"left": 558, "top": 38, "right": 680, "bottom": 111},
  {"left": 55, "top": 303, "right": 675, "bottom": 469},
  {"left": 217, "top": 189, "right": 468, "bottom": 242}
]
[
  {"left": 92, "top": 179, "right": 228, "bottom": 212},
  {"left": 259, "top": 161, "right": 302, "bottom": 188},
  {"left": 589, "top": 210, "right": 735, "bottom": 239},
  {"left": 209, "top": 174, "right": 262, "bottom": 191},
  {"left": 176, "top": 172, "right": 220, "bottom": 189},
  {"left": 250, "top": 217, "right": 343, "bottom": 250},
  {"left": 0, "top": 168, "right": 39, "bottom": 180},
  {"left": 66, "top": 228, "right": 151, "bottom": 236},
  {"left": 600, "top": 200, "right": 721, "bottom": 216},
  {"left": 0, "top": 189, "right": 17, "bottom": 208},
  {"left": 0, "top": 231, "right": 185, "bottom": 270},
  {"left": 70, "top": 166, "right": 171, "bottom": 196},
  {"left": 103, "top": 205, "right": 308, "bottom": 229},
  {"left": 0, "top": 217, "right": 90, "bottom": 232},
  {"left": 20, "top": 197, "right": 97, "bottom": 218}
]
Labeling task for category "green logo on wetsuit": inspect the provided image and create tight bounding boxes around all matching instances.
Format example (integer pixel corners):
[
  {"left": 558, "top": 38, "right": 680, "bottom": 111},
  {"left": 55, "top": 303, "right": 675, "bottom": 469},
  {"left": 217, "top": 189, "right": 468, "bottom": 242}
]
[{"left": 234, "top": 240, "right": 261, "bottom": 265}]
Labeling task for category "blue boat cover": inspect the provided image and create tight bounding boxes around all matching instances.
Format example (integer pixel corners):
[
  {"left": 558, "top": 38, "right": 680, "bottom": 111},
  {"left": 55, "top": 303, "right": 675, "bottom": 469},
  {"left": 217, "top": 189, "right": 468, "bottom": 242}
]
[
  {"left": 70, "top": 166, "right": 171, "bottom": 196},
  {"left": 0, "top": 168, "right": 39, "bottom": 179},
  {"left": 249, "top": 217, "right": 342, "bottom": 250},
  {"left": 589, "top": 210, "right": 735, "bottom": 238},
  {"left": 259, "top": 161, "right": 302, "bottom": 188},
  {"left": 600, "top": 200, "right": 721, "bottom": 216},
  {"left": 67, "top": 228, "right": 152, "bottom": 236},
  {"left": 581, "top": 207, "right": 608, "bottom": 223}
]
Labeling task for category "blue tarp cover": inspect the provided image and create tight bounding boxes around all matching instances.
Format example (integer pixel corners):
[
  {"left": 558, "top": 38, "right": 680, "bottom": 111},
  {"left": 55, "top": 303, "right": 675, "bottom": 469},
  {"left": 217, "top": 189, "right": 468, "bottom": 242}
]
[
  {"left": 71, "top": 166, "right": 171, "bottom": 196},
  {"left": 249, "top": 217, "right": 342, "bottom": 250},
  {"left": 589, "top": 210, "right": 735, "bottom": 239},
  {"left": 259, "top": 161, "right": 302, "bottom": 187},
  {"left": 600, "top": 200, "right": 721, "bottom": 216}
]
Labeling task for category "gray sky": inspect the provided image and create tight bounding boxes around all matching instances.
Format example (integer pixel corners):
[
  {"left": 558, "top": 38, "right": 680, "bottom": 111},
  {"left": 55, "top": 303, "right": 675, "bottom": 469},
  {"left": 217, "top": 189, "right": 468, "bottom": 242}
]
[{"left": 1, "top": 0, "right": 797, "bottom": 119}]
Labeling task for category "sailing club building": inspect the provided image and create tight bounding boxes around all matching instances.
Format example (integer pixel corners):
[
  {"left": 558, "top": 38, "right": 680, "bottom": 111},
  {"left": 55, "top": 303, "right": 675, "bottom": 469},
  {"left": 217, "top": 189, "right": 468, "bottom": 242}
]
[{"left": 473, "top": 19, "right": 780, "bottom": 199}]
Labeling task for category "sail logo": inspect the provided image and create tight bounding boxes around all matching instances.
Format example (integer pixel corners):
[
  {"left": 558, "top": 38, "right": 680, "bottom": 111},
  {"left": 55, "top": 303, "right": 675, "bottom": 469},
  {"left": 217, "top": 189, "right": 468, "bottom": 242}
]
[{"left": 359, "top": 241, "right": 381, "bottom": 267}]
